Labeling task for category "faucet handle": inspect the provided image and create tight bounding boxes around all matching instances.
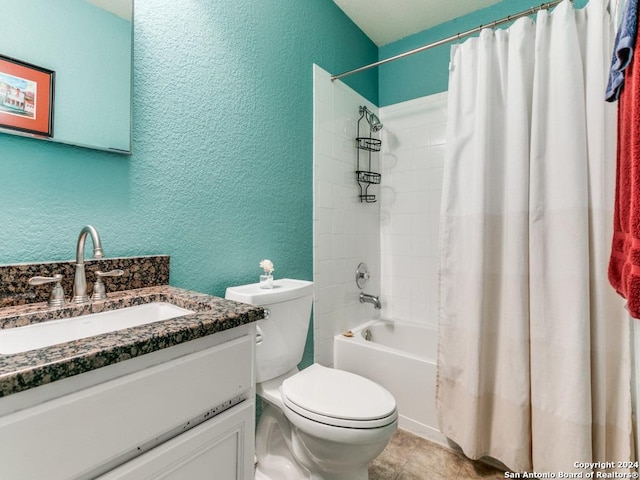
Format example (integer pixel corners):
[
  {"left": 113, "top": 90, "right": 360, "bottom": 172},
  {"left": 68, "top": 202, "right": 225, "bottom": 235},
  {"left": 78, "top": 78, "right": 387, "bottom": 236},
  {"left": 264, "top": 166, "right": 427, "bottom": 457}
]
[
  {"left": 96, "top": 269, "right": 124, "bottom": 278},
  {"left": 91, "top": 269, "right": 124, "bottom": 301},
  {"left": 28, "top": 274, "right": 66, "bottom": 307},
  {"left": 28, "top": 274, "right": 63, "bottom": 286},
  {"left": 355, "top": 262, "right": 371, "bottom": 289}
]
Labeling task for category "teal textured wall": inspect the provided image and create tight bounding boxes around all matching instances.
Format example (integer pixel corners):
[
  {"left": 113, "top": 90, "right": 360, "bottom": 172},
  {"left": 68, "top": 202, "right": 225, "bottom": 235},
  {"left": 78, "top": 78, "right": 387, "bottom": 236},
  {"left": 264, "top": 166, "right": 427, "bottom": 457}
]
[
  {"left": 0, "top": 0, "right": 377, "bottom": 304},
  {"left": 379, "top": 0, "right": 589, "bottom": 106}
]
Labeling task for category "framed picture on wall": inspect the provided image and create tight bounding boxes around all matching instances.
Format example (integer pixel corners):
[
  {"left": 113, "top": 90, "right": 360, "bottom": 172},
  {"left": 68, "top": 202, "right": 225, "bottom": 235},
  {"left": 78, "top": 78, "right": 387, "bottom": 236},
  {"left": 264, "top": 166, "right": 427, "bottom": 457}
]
[{"left": 0, "top": 55, "right": 54, "bottom": 138}]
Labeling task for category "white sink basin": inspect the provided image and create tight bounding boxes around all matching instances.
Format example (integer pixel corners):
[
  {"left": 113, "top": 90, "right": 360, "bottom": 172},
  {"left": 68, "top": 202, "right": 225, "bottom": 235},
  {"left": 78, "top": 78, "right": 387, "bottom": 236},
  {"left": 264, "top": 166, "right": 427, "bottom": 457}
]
[{"left": 0, "top": 302, "right": 194, "bottom": 355}]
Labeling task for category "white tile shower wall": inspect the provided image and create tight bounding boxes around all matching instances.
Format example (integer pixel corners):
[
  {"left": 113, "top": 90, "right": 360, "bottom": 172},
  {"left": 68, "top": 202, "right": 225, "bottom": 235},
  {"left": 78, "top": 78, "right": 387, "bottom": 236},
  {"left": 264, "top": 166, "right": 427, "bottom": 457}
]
[
  {"left": 313, "top": 65, "right": 381, "bottom": 366},
  {"left": 379, "top": 93, "right": 447, "bottom": 329}
]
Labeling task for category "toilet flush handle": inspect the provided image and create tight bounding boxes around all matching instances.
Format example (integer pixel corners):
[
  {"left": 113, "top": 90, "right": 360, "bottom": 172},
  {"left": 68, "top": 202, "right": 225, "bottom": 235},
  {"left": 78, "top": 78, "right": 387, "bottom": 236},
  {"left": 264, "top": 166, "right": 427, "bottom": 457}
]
[
  {"left": 255, "top": 324, "right": 264, "bottom": 345},
  {"left": 255, "top": 309, "right": 269, "bottom": 345}
]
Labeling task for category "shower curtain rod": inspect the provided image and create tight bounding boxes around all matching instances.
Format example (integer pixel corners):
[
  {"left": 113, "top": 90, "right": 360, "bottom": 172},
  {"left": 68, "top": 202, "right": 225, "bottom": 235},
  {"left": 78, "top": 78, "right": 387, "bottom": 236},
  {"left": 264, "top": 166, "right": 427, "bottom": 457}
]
[{"left": 331, "top": 0, "right": 565, "bottom": 82}]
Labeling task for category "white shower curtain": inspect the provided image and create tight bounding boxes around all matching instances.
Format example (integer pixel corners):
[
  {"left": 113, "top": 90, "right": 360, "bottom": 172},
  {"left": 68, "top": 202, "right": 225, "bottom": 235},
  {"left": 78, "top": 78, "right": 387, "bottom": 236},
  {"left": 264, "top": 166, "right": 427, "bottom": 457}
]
[{"left": 437, "top": 0, "right": 633, "bottom": 472}]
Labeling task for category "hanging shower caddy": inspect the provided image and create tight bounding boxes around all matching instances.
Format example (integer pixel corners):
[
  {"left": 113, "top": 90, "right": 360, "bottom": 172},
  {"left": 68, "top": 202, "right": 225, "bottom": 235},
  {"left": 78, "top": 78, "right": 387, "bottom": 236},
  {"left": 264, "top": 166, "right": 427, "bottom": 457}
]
[{"left": 356, "top": 106, "right": 382, "bottom": 203}]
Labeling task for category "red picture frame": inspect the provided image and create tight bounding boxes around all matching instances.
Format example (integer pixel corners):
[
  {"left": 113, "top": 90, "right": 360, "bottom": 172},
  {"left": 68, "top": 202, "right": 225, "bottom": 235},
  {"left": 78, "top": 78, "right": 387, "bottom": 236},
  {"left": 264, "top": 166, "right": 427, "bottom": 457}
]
[{"left": 0, "top": 55, "right": 54, "bottom": 137}]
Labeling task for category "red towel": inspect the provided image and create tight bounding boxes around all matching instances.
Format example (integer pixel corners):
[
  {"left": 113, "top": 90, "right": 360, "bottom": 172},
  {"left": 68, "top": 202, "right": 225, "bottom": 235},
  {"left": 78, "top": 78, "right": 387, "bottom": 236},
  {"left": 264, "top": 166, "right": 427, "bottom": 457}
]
[{"left": 609, "top": 31, "right": 640, "bottom": 318}]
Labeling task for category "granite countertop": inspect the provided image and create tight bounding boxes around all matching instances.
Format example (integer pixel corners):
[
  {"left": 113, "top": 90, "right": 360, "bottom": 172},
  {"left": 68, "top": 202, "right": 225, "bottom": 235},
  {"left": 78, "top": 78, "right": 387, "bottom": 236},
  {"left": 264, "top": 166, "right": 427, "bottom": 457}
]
[{"left": 0, "top": 286, "right": 263, "bottom": 398}]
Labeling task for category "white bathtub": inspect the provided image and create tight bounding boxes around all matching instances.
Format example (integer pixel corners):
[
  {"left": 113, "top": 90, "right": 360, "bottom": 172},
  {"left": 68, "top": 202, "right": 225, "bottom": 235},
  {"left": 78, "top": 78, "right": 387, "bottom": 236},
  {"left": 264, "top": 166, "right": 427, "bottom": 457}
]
[{"left": 334, "top": 319, "right": 445, "bottom": 445}]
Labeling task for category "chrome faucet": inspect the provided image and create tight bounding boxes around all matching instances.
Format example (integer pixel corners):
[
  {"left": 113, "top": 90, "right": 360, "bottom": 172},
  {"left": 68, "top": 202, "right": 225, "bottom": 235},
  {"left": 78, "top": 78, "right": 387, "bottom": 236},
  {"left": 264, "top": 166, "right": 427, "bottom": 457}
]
[
  {"left": 71, "top": 225, "right": 104, "bottom": 304},
  {"left": 359, "top": 292, "right": 381, "bottom": 310}
]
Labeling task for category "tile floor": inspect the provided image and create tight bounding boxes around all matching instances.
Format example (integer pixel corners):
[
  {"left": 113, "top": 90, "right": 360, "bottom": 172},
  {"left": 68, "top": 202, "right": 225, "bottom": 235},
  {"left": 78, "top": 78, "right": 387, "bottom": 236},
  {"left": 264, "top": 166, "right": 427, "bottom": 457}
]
[{"left": 369, "top": 429, "right": 505, "bottom": 480}]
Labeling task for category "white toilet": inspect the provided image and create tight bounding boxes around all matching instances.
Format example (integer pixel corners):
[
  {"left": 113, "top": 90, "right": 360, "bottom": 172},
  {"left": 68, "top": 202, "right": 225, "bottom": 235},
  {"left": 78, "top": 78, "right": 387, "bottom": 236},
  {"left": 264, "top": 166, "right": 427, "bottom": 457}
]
[{"left": 225, "top": 278, "right": 398, "bottom": 480}]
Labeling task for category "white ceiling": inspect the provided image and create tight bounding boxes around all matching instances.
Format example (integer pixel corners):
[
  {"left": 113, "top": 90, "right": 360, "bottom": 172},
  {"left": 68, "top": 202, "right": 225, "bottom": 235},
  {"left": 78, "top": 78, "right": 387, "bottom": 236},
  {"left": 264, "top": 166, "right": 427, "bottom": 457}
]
[
  {"left": 82, "top": 1, "right": 510, "bottom": 45},
  {"left": 83, "top": 1, "right": 506, "bottom": 45},
  {"left": 83, "top": 0, "right": 132, "bottom": 20},
  {"left": 332, "top": 0, "right": 503, "bottom": 46}
]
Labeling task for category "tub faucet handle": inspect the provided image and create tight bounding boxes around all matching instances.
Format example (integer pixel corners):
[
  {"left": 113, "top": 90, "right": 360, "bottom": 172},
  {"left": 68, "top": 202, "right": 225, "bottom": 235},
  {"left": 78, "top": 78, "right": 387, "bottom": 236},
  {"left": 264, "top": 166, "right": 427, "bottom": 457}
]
[
  {"left": 356, "top": 262, "right": 371, "bottom": 289},
  {"left": 28, "top": 274, "right": 66, "bottom": 307}
]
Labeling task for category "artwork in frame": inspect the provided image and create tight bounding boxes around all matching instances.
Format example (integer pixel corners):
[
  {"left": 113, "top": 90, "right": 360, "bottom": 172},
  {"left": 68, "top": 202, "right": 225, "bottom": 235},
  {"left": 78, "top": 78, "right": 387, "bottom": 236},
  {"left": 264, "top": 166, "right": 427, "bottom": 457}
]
[{"left": 0, "top": 55, "right": 54, "bottom": 137}]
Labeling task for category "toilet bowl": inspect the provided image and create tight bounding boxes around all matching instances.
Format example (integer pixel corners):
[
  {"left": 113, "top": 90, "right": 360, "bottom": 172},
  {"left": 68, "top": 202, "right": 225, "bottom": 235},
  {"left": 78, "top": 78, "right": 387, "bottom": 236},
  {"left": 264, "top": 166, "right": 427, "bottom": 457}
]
[
  {"left": 225, "top": 279, "right": 398, "bottom": 480},
  {"left": 256, "top": 365, "right": 397, "bottom": 480}
]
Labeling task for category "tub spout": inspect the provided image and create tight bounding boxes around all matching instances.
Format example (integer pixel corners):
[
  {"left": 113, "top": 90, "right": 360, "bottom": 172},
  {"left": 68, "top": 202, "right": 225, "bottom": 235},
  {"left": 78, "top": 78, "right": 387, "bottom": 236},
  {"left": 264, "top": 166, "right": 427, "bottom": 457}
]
[{"left": 360, "top": 292, "right": 381, "bottom": 309}]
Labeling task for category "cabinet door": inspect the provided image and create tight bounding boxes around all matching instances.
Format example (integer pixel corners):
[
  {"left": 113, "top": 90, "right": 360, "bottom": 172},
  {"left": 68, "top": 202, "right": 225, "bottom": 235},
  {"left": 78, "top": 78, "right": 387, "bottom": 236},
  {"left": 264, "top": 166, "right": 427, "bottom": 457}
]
[{"left": 98, "top": 399, "right": 254, "bottom": 480}]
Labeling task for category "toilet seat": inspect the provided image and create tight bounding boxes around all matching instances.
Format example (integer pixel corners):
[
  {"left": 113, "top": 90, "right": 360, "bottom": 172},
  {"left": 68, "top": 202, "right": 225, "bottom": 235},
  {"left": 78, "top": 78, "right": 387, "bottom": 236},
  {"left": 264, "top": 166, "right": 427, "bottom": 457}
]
[{"left": 281, "top": 364, "right": 397, "bottom": 429}]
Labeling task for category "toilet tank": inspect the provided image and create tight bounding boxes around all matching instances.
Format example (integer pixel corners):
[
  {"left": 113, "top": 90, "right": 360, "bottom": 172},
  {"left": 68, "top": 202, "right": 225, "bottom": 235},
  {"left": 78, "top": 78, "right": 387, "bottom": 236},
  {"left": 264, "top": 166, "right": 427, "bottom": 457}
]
[{"left": 225, "top": 279, "right": 313, "bottom": 383}]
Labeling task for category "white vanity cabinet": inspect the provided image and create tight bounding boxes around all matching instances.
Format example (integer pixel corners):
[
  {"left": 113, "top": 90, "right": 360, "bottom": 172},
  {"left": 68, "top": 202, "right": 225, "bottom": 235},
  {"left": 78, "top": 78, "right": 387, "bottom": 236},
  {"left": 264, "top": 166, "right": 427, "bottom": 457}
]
[
  {"left": 0, "top": 326, "right": 255, "bottom": 480},
  {"left": 96, "top": 399, "right": 253, "bottom": 480}
]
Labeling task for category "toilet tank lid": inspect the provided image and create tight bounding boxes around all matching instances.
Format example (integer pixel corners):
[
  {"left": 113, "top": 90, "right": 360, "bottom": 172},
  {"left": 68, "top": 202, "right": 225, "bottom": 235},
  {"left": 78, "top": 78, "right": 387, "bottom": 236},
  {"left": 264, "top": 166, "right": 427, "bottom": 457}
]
[{"left": 225, "top": 278, "right": 313, "bottom": 305}]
